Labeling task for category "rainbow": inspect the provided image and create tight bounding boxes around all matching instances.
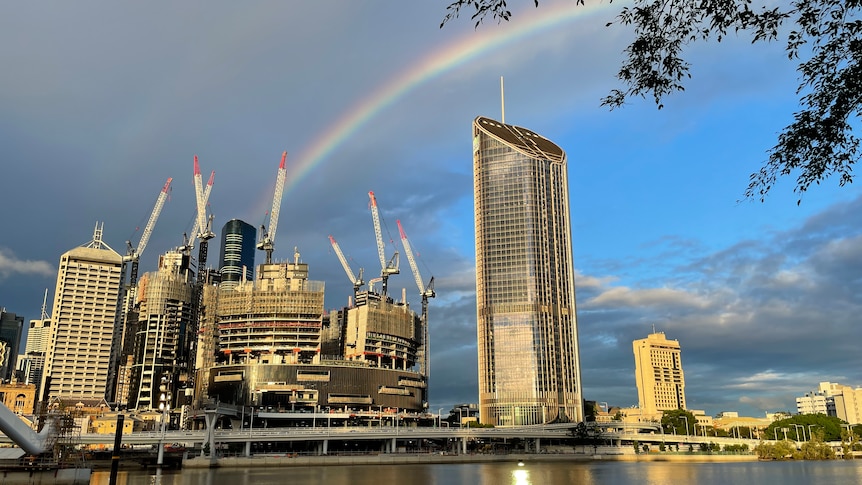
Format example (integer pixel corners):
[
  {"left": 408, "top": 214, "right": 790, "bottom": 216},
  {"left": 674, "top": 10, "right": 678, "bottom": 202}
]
[{"left": 284, "top": 2, "right": 612, "bottom": 196}]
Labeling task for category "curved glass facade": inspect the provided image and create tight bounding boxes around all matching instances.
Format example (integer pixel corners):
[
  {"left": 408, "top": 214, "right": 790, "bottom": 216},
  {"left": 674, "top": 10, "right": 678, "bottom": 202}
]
[
  {"left": 473, "top": 116, "right": 583, "bottom": 426},
  {"left": 219, "top": 219, "right": 256, "bottom": 289}
]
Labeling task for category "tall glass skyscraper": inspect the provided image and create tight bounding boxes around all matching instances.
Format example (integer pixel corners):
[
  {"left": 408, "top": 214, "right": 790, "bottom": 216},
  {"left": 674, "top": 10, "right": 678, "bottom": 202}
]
[
  {"left": 473, "top": 116, "right": 583, "bottom": 426},
  {"left": 219, "top": 219, "right": 256, "bottom": 289}
]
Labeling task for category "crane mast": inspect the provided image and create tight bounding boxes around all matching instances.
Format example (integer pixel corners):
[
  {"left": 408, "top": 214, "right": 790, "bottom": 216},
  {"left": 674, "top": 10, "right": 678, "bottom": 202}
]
[
  {"left": 193, "top": 156, "right": 215, "bottom": 282},
  {"left": 258, "top": 151, "right": 287, "bottom": 264},
  {"left": 368, "top": 191, "right": 399, "bottom": 296},
  {"left": 329, "top": 235, "right": 365, "bottom": 300},
  {"left": 396, "top": 220, "right": 435, "bottom": 386}
]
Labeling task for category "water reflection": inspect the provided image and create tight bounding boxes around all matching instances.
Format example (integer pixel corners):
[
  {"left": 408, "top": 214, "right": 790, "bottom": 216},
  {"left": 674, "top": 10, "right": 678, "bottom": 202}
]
[{"left": 90, "top": 459, "right": 862, "bottom": 485}]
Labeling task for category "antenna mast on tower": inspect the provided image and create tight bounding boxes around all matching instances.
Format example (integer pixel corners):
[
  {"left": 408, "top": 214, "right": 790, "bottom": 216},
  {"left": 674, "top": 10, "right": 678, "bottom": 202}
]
[{"left": 500, "top": 76, "right": 506, "bottom": 123}]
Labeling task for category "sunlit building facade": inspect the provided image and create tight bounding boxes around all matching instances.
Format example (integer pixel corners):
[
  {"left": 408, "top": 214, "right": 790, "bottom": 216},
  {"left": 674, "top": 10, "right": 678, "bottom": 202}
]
[
  {"left": 201, "top": 251, "right": 426, "bottom": 414},
  {"left": 472, "top": 116, "right": 583, "bottom": 426},
  {"left": 41, "top": 224, "right": 123, "bottom": 405},
  {"left": 633, "top": 331, "right": 686, "bottom": 414}
]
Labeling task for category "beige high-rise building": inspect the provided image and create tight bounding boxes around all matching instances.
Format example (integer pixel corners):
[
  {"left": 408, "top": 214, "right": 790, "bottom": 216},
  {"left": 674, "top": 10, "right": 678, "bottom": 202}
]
[
  {"left": 473, "top": 116, "right": 583, "bottom": 426},
  {"left": 41, "top": 224, "right": 123, "bottom": 406},
  {"left": 633, "top": 331, "right": 686, "bottom": 414}
]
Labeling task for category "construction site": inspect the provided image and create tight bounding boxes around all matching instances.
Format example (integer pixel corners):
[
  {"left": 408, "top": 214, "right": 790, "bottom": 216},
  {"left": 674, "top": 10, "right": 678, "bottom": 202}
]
[{"left": 34, "top": 152, "right": 437, "bottom": 431}]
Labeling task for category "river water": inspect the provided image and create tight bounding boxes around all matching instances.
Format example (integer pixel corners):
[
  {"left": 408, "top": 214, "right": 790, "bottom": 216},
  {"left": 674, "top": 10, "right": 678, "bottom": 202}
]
[{"left": 90, "top": 460, "right": 862, "bottom": 485}]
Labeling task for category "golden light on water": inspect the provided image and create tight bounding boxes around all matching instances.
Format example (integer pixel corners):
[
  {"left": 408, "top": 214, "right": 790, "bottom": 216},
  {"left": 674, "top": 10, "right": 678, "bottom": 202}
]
[{"left": 512, "top": 467, "right": 530, "bottom": 484}]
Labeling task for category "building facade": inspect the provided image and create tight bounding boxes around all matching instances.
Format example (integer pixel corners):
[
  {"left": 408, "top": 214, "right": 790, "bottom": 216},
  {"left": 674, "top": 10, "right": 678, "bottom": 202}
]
[
  {"left": 41, "top": 224, "right": 123, "bottom": 406},
  {"left": 797, "top": 381, "right": 862, "bottom": 424},
  {"left": 633, "top": 331, "right": 686, "bottom": 414},
  {"left": 796, "top": 391, "right": 830, "bottom": 415},
  {"left": 200, "top": 251, "right": 426, "bottom": 415},
  {"left": 0, "top": 309, "right": 24, "bottom": 382},
  {"left": 0, "top": 382, "right": 36, "bottom": 414},
  {"left": 472, "top": 116, "right": 583, "bottom": 426},
  {"left": 127, "top": 250, "right": 196, "bottom": 410},
  {"left": 19, "top": 316, "right": 50, "bottom": 399},
  {"left": 218, "top": 219, "right": 256, "bottom": 290}
]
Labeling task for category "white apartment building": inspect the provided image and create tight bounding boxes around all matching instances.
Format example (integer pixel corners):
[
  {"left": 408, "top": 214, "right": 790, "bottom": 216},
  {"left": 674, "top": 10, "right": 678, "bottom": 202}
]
[
  {"left": 796, "top": 391, "right": 829, "bottom": 415},
  {"left": 796, "top": 381, "right": 862, "bottom": 424},
  {"left": 41, "top": 224, "right": 123, "bottom": 405}
]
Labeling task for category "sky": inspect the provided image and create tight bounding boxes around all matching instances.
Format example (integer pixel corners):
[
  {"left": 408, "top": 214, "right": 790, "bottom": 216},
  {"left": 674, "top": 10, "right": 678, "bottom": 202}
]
[{"left": 1, "top": 1, "right": 860, "bottom": 419}]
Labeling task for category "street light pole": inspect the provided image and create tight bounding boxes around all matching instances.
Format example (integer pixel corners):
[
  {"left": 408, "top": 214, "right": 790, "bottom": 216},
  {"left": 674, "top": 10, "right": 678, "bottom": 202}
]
[
  {"left": 792, "top": 424, "right": 804, "bottom": 442},
  {"left": 157, "top": 374, "right": 170, "bottom": 468},
  {"left": 438, "top": 408, "right": 444, "bottom": 428}
]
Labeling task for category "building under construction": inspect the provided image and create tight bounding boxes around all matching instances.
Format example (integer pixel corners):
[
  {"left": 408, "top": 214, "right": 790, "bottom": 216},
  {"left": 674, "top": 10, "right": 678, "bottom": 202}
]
[
  {"left": 199, "top": 250, "right": 426, "bottom": 413},
  {"left": 126, "top": 250, "right": 196, "bottom": 410}
]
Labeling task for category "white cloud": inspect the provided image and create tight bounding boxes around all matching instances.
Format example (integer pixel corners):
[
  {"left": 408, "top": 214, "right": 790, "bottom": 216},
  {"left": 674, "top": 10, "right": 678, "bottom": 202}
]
[
  {"left": 574, "top": 272, "right": 617, "bottom": 289},
  {"left": 585, "top": 286, "right": 711, "bottom": 309},
  {"left": 0, "top": 248, "right": 54, "bottom": 278}
]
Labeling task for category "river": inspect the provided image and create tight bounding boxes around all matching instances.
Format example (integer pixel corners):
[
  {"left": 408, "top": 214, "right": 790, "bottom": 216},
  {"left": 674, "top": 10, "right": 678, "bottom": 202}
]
[{"left": 90, "top": 460, "right": 862, "bottom": 484}]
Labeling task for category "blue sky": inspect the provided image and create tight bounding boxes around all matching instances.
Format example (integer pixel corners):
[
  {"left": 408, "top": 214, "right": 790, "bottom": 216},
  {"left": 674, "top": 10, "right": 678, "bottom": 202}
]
[{"left": 1, "top": 1, "right": 860, "bottom": 418}]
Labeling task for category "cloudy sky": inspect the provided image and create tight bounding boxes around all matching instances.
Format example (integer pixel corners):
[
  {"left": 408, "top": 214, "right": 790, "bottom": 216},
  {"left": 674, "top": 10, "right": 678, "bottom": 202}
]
[{"left": 1, "top": 1, "right": 860, "bottom": 418}]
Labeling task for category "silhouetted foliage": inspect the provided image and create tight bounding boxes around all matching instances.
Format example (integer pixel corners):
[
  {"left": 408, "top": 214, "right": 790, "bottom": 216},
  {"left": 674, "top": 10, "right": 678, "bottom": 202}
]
[{"left": 442, "top": 0, "right": 862, "bottom": 204}]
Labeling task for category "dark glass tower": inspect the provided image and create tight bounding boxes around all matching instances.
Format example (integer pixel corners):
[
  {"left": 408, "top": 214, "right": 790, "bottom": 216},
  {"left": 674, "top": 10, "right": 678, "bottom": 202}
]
[
  {"left": 219, "top": 219, "right": 256, "bottom": 289},
  {"left": 0, "top": 309, "right": 23, "bottom": 382},
  {"left": 473, "top": 116, "right": 583, "bottom": 426}
]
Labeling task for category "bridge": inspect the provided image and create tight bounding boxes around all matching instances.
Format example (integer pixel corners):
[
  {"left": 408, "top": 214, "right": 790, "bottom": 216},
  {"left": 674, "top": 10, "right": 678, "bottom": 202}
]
[{"left": 0, "top": 421, "right": 764, "bottom": 462}]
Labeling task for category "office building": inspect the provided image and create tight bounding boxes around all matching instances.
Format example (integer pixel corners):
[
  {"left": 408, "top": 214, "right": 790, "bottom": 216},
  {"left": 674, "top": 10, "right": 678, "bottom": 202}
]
[
  {"left": 41, "top": 224, "right": 123, "bottom": 406},
  {"left": 20, "top": 314, "right": 50, "bottom": 398},
  {"left": 0, "top": 309, "right": 24, "bottom": 382},
  {"left": 218, "top": 219, "right": 256, "bottom": 290},
  {"left": 633, "top": 331, "right": 686, "bottom": 414},
  {"left": 472, "top": 116, "right": 583, "bottom": 426}
]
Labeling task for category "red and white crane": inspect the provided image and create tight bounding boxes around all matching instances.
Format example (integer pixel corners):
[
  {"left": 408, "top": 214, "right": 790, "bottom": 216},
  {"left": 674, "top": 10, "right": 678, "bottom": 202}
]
[
  {"left": 258, "top": 151, "right": 288, "bottom": 264},
  {"left": 190, "top": 169, "right": 214, "bottom": 241},
  {"left": 397, "top": 220, "right": 435, "bottom": 380},
  {"left": 368, "top": 191, "right": 399, "bottom": 296},
  {"left": 193, "top": 155, "right": 215, "bottom": 281},
  {"left": 125, "top": 177, "right": 173, "bottom": 286},
  {"left": 329, "top": 235, "right": 365, "bottom": 300}
]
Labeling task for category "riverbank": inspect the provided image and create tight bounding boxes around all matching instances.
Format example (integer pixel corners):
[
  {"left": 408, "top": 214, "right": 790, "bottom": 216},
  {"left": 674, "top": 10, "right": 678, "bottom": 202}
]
[{"left": 184, "top": 452, "right": 758, "bottom": 468}]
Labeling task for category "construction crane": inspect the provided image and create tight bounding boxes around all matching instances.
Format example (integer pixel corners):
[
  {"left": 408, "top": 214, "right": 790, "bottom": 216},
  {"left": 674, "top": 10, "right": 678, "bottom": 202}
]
[
  {"left": 257, "top": 151, "right": 288, "bottom": 264},
  {"left": 193, "top": 155, "right": 215, "bottom": 282},
  {"left": 397, "top": 220, "right": 435, "bottom": 382},
  {"left": 329, "top": 235, "right": 364, "bottom": 300},
  {"left": 125, "top": 177, "right": 172, "bottom": 286},
  {"left": 190, "top": 169, "right": 214, "bottom": 241},
  {"left": 368, "top": 191, "right": 399, "bottom": 296}
]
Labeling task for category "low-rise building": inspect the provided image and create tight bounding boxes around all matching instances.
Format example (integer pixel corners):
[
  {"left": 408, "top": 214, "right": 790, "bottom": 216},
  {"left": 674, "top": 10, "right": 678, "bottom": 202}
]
[{"left": 0, "top": 382, "right": 36, "bottom": 415}]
